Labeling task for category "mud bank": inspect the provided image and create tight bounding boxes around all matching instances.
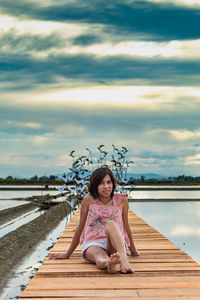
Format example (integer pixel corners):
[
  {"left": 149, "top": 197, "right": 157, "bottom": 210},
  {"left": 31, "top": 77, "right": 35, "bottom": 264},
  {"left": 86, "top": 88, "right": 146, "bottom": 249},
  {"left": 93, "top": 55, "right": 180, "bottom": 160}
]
[
  {"left": 0, "top": 203, "right": 39, "bottom": 227},
  {"left": 0, "top": 202, "right": 71, "bottom": 292}
]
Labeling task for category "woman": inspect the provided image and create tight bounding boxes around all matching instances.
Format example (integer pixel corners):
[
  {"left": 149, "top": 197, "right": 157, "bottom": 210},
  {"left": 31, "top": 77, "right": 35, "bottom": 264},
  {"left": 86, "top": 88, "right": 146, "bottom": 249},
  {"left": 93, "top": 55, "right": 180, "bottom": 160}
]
[{"left": 49, "top": 167, "right": 140, "bottom": 273}]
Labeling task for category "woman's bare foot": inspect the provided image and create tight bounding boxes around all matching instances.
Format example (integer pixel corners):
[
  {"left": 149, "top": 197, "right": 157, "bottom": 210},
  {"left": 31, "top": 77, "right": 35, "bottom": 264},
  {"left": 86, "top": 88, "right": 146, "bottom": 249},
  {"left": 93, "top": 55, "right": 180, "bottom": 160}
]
[
  {"left": 107, "top": 252, "right": 121, "bottom": 273},
  {"left": 120, "top": 255, "right": 134, "bottom": 273}
]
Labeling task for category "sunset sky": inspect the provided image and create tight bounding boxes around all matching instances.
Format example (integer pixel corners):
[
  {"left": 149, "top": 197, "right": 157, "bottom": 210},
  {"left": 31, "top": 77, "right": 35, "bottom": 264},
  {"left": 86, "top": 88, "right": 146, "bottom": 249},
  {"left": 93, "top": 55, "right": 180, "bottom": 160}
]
[{"left": 1, "top": 0, "right": 200, "bottom": 178}]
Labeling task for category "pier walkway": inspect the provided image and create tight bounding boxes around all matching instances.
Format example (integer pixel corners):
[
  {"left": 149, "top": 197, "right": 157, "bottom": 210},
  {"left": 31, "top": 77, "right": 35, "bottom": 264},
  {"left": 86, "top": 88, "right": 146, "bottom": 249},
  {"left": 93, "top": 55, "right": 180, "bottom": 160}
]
[{"left": 20, "top": 209, "right": 200, "bottom": 299}]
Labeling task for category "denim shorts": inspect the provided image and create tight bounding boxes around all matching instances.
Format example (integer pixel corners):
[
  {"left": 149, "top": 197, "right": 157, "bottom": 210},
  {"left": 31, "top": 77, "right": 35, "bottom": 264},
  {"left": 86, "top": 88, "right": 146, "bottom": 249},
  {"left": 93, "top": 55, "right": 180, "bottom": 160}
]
[{"left": 82, "top": 240, "right": 107, "bottom": 263}]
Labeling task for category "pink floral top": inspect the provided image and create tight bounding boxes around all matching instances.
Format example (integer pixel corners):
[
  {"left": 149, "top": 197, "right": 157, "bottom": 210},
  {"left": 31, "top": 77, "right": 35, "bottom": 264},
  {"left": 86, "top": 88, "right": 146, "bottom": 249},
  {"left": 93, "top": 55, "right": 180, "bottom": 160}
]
[{"left": 80, "top": 193, "right": 130, "bottom": 246}]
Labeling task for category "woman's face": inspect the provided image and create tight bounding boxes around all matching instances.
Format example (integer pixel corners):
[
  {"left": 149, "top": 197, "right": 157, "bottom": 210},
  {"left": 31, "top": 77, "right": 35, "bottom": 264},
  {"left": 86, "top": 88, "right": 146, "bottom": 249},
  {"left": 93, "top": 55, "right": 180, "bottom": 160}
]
[{"left": 97, "top": 174, "right": 113, "bottom": 198}]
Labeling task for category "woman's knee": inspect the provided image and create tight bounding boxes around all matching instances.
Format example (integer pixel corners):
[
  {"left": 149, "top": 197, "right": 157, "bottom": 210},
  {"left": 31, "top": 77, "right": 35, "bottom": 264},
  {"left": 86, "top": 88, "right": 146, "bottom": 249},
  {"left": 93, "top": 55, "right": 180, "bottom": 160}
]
[
  {"left": 106, "top": 220, "right": 118, "bottom": 233},
  {"left": 84, "top": 246, "right": 106, "bottom": 264}
]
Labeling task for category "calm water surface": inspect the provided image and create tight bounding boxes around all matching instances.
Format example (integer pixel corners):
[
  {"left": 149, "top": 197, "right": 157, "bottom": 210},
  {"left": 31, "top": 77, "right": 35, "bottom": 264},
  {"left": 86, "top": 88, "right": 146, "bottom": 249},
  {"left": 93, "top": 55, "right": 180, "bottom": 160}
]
[
  {"left": 129, "top": 190, "right": 200, "bottom": 199},
  {"left": 0, "top": 187, "right": 60, "bottom": 210},
  {"left": 129, "top": 201, "right": 200, "bottom": 264},
  {"left": 134, "top": 185, "right": 200, "bottom": 189},
  {"left": 0, "top": 209, "right": 45, "bottom": 238},
  {"left": 0, "top": 217, "right": 69, "bottom": 300},
  {"left": 0, "top": 189, "right": 58, "bottom": 200}
]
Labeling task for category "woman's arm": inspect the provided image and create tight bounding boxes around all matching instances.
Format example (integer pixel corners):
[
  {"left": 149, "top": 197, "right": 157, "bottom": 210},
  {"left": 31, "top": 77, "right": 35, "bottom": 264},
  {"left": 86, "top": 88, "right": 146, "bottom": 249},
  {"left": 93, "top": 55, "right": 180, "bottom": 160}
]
[
  {"left": 49, "top": 194, "right": 89, "bottom": 259},
  {"left": 122, "top": 196, "right": 140, "bottom": 256}
]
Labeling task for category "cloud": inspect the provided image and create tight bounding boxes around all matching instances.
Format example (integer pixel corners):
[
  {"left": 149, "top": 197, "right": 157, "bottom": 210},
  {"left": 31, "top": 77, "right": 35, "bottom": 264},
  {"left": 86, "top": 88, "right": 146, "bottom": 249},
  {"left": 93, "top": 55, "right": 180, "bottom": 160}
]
[
  {"left": 32, "top": 136, "right": 49, "bottom": 145},
  {"left": 0, "top": 118, "right": 43, "bottom": 135},
  {"left": 185, "top": 154, "right": 200, "bottom": 166},
  {"left": 73, "top": 34, "right": 101, "bottom": 46},
  {"left": 55, "top": 124, "right": 86, "bottom": 136},
  {"left": 2, "top": 23, "right": 200, "bottom": 61},
  {"left": 6, "top": 121, "right": 41, "bottom": 129},
  {"left": 1, "top": 0, "right": 200, "bottom": 41},
  {"left": 1, "top": 90, "right": 200, "bottom": 137},
  {"left": 171, "top": 225, "right": 199, "bottom": 236},
  {"left": 82, "top": 40, "right": 200, "bottom": 59},
  {"left": 139, "top": 150, "right": 177, "bottom": 160},
  {"left": 146, "top": 0, "right": 200, "bottom": 9},
  {"left": 168, "top": 129, "right": 200, "bottom": 141},
  {"left": 0, "top": 96, "right": 199, "bottom": 177},
  {"left": 1, "top": 53, "right": 200, "bottom": 92},
  {"left": 0, "top": 10, "right": 200, "bottom": 91},
  {"left": 0, "top": 152, "right": 57, "bottom": 172}
]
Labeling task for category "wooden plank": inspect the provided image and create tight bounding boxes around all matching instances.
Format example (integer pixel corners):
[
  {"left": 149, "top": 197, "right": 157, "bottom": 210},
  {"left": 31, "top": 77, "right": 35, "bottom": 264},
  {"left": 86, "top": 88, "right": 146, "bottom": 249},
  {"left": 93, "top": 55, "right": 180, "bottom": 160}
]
[
  {"left": 23, "top": 276, "right": 200, "bottom": 290},
  {"left": 38, "top": 263, "right": 200, "bottom": 274},
  {"left": 20, "top": 296, "right": 200, "bottom": 300},
  {"left": 138, "top": 288, "right": 200, "bottom": 297},
  {"left": 43, "top": 258, "right": 194, "bottom": 265},
  {"left": 20, "top": 288, "right": 200, "bottom": 298},
  {"left": 20, "top": 297, "right": 200, "bottom": 300},
  {"left": 20, "top": 289, "right": 138, "bottom": 298}
]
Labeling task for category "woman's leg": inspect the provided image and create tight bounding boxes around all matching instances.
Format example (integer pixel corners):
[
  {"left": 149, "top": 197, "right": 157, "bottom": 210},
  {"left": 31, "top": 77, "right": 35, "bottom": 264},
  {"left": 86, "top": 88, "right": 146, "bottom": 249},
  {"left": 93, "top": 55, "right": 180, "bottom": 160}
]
[
  {"left": 106, "top": 220, "right": 133, "bottom": 273},
  {"left": 84, "top": 245, "right": 120, "bottom": 273}
]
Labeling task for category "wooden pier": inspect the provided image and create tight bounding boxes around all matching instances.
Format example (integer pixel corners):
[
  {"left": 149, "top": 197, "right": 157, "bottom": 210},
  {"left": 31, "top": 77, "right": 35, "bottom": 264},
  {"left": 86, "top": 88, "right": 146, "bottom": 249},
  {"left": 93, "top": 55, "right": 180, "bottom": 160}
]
[{"left": 20, "top": 209, "right": 200, "bottom": 299}]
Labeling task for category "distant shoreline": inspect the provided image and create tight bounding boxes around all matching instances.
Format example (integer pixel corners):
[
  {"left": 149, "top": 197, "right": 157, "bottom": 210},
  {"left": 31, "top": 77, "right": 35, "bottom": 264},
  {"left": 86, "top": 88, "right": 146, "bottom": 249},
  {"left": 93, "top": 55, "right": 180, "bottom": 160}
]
[
  {"left": 129, "top": 198, "right": 200, "bottom": 202},
  {"left": 1, "top": 185, "right": 200, "bottom": 191}
]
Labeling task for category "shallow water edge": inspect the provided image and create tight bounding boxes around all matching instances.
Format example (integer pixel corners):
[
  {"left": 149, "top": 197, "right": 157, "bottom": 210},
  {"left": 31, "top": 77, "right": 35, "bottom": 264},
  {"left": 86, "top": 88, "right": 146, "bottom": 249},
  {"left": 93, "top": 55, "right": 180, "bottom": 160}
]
[{"left": 0, "top": 202, "right": 71, "bottom": 294}]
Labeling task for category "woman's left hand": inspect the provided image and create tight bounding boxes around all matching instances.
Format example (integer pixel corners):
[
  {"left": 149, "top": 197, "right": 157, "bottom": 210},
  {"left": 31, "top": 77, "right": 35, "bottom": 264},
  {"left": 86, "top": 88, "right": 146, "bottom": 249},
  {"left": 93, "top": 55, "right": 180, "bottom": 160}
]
[{"left": 127, "top": 248, "right": 140, "bottom": 256}]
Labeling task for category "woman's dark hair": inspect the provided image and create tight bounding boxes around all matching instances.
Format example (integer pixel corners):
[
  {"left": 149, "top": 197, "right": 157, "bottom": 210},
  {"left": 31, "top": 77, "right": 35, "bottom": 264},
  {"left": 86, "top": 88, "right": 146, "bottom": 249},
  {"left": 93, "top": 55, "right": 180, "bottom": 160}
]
[{"left": 88, "top": 166, "right": 117, "bottom": 199}]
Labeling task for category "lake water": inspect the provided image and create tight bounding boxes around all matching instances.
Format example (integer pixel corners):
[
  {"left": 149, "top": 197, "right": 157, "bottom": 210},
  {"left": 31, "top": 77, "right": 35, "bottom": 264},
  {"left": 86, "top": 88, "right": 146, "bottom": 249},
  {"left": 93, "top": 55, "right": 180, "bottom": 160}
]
[
  {"left": 0, "top": 187, "right": 59, "bottom": 210},
  {"left": 133, "top": 185, "right": 200, "bottom": 189},
  {"left": 0, "top": 189, "right": 59, "bottom": 200},
  {"left": 0, "top": 209, "right": 45, "bottom": 239},
  {"left": 129, "top": 189, "right": 200, "bottom": 200},
  {"left": 0, "top": 217, "right": 69, "bottom": 300},
  {"left": 129, "top": 201, "right": 200, "bottom": 264}
]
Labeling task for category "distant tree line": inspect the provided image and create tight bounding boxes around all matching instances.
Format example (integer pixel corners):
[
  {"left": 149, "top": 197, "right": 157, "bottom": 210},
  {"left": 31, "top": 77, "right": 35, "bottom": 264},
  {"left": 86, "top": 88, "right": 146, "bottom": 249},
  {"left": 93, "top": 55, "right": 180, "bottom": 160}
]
[
  {"left": 129, "top": 175, "right": 200, "bottom": 185},
  {"left": 0, "top": 174, "right": 200, "bottom": 185},
  {"left": 0, "top": 175, "right": 63, "bottom": 185}
]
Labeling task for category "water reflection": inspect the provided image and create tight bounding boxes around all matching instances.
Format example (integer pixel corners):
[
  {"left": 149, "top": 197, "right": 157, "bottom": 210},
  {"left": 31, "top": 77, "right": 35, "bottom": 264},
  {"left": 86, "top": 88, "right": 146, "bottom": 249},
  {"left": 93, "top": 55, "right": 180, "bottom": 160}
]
[
  {"left": 0, "top": 209, "right": 45, "bottom": 238},
  {"left": 129, "top": 201, "right": 200, "bottom": 264},
  {"left": 134, "top": 185, "right": 200, "bottom": 189},
  {"left": 0, "top": 200, "right": 31, "bottom": 210},
  {"left": 0, "top": 217, "right": 69, "bottom": 300},
  {"left": 129, "top": 190, "right": 200, "bottom": 199},
  {"left": 0, "top": 189, "right": 59, "bottom": 200}
]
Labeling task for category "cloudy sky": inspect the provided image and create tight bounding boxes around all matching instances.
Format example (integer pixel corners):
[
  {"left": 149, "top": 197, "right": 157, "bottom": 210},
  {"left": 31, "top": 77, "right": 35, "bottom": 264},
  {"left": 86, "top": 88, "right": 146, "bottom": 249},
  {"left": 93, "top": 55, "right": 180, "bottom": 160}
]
[{"left": 0, "top": 0, "right": 200, "bottom": 178}]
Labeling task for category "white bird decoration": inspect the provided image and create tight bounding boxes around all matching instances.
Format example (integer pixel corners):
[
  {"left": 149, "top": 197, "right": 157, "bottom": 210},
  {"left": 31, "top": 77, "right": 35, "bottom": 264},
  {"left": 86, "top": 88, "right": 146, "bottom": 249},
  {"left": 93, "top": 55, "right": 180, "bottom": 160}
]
[
  {"left": 66, "top": 186, "right": 77, "bottom": 196},
  {"left": 66, "top": 197, "right": 77, "bottom": 210},
  {"left": 62, "top": 174, "right": 70, "bottom": 183},
  {"left": 56, "top": 184, "right": 66, "bottom": 195}
]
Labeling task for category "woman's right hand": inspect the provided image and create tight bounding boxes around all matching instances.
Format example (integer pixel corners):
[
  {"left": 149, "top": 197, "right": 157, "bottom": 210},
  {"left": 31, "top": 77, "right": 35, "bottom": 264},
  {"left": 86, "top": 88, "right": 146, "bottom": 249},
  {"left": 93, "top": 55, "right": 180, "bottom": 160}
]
[{"left": 49, "top": 253, "right": 68, "bottom": 260}]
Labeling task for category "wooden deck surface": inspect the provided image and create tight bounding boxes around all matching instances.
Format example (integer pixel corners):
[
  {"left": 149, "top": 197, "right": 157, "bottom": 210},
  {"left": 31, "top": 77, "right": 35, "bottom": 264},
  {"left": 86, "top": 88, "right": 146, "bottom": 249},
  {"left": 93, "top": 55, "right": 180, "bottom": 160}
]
[{"left": 20, "top": 209, "right": 200, "bottom": 299}]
